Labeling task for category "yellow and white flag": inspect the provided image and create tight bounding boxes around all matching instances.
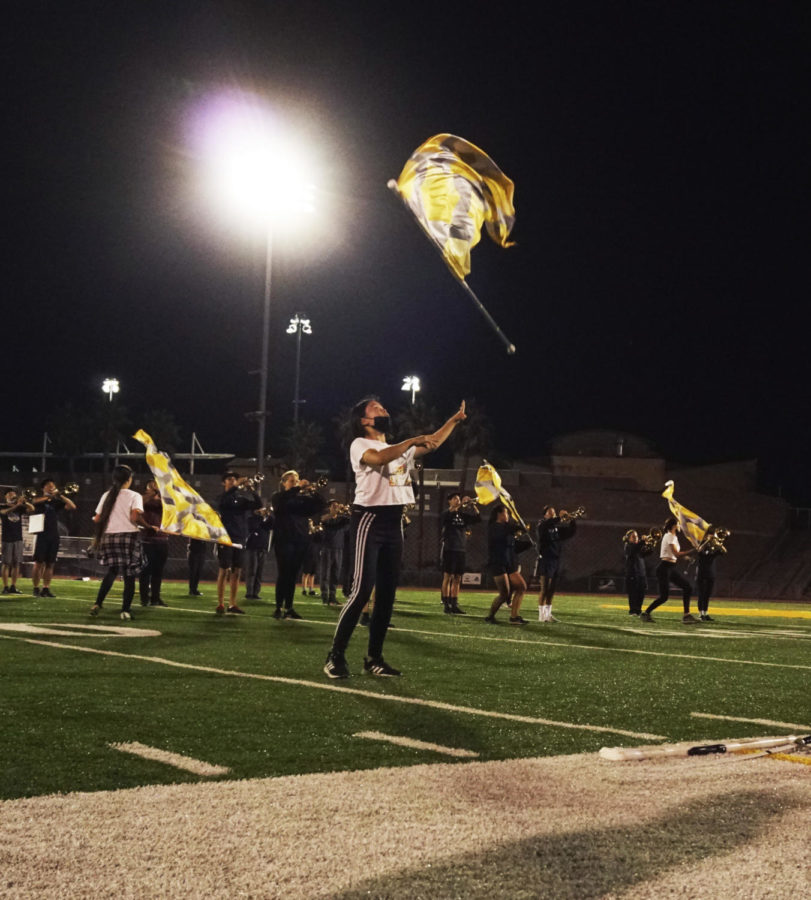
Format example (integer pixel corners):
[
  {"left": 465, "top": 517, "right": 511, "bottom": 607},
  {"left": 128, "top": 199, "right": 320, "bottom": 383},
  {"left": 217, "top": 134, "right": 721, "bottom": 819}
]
[
  {"left": 389, "top": 134, "right": 515, "bottom": 282},
  {"left": 662, "top": 480, "right": 710, "bottom": 549},
  {"left": 133, "top": 429, "right": 233, "bottom": 545},
  {"left": 475, "top": 460, "right": 527, "bottom": 530}
]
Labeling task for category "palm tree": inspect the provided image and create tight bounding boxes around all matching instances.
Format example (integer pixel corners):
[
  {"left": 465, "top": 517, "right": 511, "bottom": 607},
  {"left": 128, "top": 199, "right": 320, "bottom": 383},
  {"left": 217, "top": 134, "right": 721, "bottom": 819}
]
[
  {"left": 140, "top": 409, "right": 182, "bottom": 454},
  {"left": 47, "top": 402, "right": 95, "bottom": 477},
  {"left": 282, "top": 420, "right": 325, "bottom": 477},
  {"left": 450, "top": 398, "right": 494, "bottom": 493},
  {"left": 393, "top": 398, "right": 440, "bottom": 440}
]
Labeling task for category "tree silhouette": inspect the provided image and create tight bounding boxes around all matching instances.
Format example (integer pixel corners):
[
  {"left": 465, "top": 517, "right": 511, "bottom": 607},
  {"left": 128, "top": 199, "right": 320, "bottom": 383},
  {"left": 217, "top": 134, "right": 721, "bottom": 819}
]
[
  {"left": 140, "top": 409, "right": 182, "bottom": 454},
  {"left": 281, "top": 420, "right": 325, "bottom": 477},
  {"left": 450, "top": 398, "right": 494, "bottom": 492}
]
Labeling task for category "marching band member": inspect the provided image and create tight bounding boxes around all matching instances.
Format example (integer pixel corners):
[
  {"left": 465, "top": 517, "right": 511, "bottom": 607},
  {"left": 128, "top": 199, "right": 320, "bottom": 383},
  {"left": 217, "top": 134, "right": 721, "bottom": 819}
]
[
  {"left": 31, "top": 478, "right": 77, "bottom": 598},
  {"left": 696, "top": 526, "right": 727, "bottom": 621},
  {"left": 319, "top": 500, "right": 350, "bottom": 606},
  {"left": 271, "top": 471, "right": 326, "bottom": 620},
  {"left": 483, "top": 503, "right": 527, "bottom": 625},
  {"left": 187, "top": 538, "right": 206, "bottom": 596},
  {"left": 1, "top": 488, "right": 34, "bottom": 594},
  {"left": 244, "top": 507, "right": 274, "bottom": 600},
  {"left": 536, "top": 505, "right": 577, "bottom": 622},
  {"left": 89, "top": 465, "right": 153, "bottom": 620},
  {"left": 324, "top": 397, "right": 466, "bottom": 678},
  {"left": 439, "top": 493, "right": 480, "bottom": 615},
  {"left": 623, "top": 530, "right": 654, "bottom": 616},
  {"left": 215, "top": 472, "right": 262, "bottom": 616},
  {"left": 138, "top": 479, "right": 169, "bottom": 607},
  {"left": 640, "top": 518, "right": 696, "bottom": 623}
]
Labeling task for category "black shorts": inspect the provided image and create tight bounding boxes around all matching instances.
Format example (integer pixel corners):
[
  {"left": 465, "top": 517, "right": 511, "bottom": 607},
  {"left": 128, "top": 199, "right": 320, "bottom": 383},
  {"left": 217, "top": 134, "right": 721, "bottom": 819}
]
[
  {"left": 490, "top": 562, "right": 518, "bottom": 577},
  {"left": 34, "top": 532, "right": 60, "bottom": 564},
  {"left": 442, "top": 549, "right": 466, "bottom": 575},
  {"left": 538, "top": 556, "right": 560, "bottom": 578},
  {"left": 217, "top": 545, "right": 244, "bottom": 571}
]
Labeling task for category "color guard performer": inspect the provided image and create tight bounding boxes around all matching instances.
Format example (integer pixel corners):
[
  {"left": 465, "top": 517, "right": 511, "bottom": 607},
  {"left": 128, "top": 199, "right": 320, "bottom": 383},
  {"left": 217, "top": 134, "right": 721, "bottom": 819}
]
[{"left": 640, "top": 518, "right": 696, "bottom": 623}]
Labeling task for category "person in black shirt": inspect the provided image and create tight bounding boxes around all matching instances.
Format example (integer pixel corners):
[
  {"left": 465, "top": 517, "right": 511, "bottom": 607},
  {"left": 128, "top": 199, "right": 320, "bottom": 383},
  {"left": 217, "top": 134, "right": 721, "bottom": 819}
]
[
  {"left": 215, "top": 472, "right": 262, "bottom": 615},
  {"left": 623, "top": 529, "right": 654, "bottom": 616},
  {"left": 271, "top": 470, "right": 327, "bottom": 620},
  {"left": 1, "top": 488, "right": 34, "bottom": 594},
  {"left": 439, "top": 493, "right": 480, "bottom": 615},
  {"left": 244, "top": 508, "right": 274, "bottom": 600},
  {"left": 31, "top": 479, "right": 76, "bottom": 598},
  {"left": 483, "top": 504, "right": 528, "bottom": 625},
  {"left": 319, "top": 500, "right": 350, "bottom": 606},
  {"left": 187, "top": 539, "right": 207, "bottom": 596},
  {"left": 139, "top": 480, "right": 169, "bottom": 607},
  {"left": 696, "top": 527, "right": 727, "bottom": 622},
  {"left": 536, "top": 505, "right": 576, "bottom": 623}
]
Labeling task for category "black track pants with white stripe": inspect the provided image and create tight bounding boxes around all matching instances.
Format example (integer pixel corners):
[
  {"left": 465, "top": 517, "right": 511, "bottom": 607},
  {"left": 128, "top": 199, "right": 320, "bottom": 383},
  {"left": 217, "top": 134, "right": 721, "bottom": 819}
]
[{"left": 331, "top": 506, "right": 403, "bottom": 659}]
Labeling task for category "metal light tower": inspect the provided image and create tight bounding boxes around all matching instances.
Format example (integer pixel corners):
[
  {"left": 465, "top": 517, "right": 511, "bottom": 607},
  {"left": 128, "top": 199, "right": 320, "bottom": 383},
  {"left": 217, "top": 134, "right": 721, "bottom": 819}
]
[
  {"left": 401, "top": 375, "right": 421, "bottom": 405},
  {"left": 287, "top": 313, "right": 312, "bottom": 424}
]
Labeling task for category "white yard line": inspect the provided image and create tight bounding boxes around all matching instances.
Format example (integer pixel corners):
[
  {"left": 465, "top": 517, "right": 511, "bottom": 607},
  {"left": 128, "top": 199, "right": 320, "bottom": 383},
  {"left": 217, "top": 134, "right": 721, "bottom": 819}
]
[
  {"left": 354, "top": 731, "right": 479, "bottom": 758},
  {"left": 691, "top": 712, "right": 811, "bottom": 731},
  {"left": 0, "top": 635, "right": 665, "bottom": 741},
  {"left": 109, "top": 741, "right": 230, "bottom": 776},
  {"left": 0, "top": 623, "right": 161, "bottom": 638}
]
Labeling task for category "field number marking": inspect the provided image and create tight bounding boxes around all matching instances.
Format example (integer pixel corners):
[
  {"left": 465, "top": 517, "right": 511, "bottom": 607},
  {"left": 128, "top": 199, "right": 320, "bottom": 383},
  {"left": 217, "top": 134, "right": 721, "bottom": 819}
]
[
  {"left": 109, "top": 741, "right": 230, "bottom": 776},
  {"left": 354, "top": 731, "right": 479, "bottom": 758}
]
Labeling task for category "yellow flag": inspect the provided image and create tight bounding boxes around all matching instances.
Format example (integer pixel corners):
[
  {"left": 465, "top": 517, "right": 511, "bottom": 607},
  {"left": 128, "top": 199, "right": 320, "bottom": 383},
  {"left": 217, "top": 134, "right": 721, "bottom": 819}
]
[
  {"left": 662, "top": 480, "right": 710, "bottom": 549},
  {"left": 133, "top": 429, "right": 233, "bottom": 545},
  {"left": 390, "top": 134, "right": 515, "bottom": 281},
  {"left": 475, "top": 460, "right": 528, "bottom": 531}
]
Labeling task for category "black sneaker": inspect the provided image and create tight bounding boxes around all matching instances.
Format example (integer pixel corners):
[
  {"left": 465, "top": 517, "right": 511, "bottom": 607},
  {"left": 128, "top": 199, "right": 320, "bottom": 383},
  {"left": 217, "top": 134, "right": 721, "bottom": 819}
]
[
  {"left": 283, "top": 608, "right": 302, "bottom": 620},
  {"left": 41, "top": 588, "right": 55, "bottom": 598},
  {"left": 150, "top": 598, "right": 168, "bottom": 607},
  {"left": 1, "top": 587, "right": 9, "bottom": 594},
  {"left": 484, "top": 615, "right": 498, "bottom": 624},
  {"left": 363, "top": 656, "right": 402, "bottom": 677},
  {"left": 10, "top": 587, "right": 23, "bottom": 595},
  {"left": 509, "top": 616, "right": 528, "bottom": 626},
  {"left": 272, "top": 608, "right": 283, "bottom": 619},
  {"left": 359, "top": 611, "right": 371, "bottom": 627},
  {"left": 189, "top": 590, "right": 202, "bottom": 597},
  {"left": 227, "top": 605, "right": 246, "bottom": 615},
  {"left": 639, "top": 612, "right": 653, "bottom": 622},
  {"left": 699, "top": 613, "right": 715, "bottom": 622},
  {"left": 140, "top": 597, "right": 151, "bottom": 607},
  {"left": 450, "top": 603, "right": 466, "bottom": 615},
  {"left": 89, "top": 605, "right": 100, "bottom": 616},
  {"left": 682, "top": 613, "right": 698, "bottom": 624},
  {"left": 324, "top": 651, "right": 350, "bottom": 679},
  {"left": 32, "top": 587, "right": 41, "bottom": 597}
]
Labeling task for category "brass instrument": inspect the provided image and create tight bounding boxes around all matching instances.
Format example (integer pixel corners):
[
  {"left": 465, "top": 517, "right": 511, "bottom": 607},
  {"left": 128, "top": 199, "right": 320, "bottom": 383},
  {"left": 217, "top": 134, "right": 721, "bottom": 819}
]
[
  {"left": 23, "top": 483, "right": 78, "bottom": 501},
  {"left": 241, "top": 473, "right": 265, "bottom": 492},
  {"left": 701, "top": 526, "right": 731, "bottom": 555},
  {"left": 639, "top": 527, "right": 662, "bottom": 551},
  {"left": 460, "top": 496, "right": 479, "bottom": 511},
  {"left": 23, "top": 487, "right": 38, "bottom": 503},
  {"left": 300, "top": 475, "right": 328, "bottom": 496},
  {"left": 560, "top": 506, "right": 586, "bottom": 523},
  {"left": 308, "top": 518, "right": 324, "bottom": 536},
  {"left": 326, "top": 502, "right": 351, "bottom": 517},
  {"left": 402, "top": 502, "right": 415, "bottom": 527}
]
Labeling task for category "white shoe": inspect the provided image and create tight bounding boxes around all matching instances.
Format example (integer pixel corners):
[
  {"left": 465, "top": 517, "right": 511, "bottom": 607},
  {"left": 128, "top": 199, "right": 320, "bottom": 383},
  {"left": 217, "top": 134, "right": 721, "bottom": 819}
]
[
  {"left": 547, "top": 614, "right": 558, "bottom": 623},
  {"left": 120, "top": 611, "right": 131, "bottom": 621}
]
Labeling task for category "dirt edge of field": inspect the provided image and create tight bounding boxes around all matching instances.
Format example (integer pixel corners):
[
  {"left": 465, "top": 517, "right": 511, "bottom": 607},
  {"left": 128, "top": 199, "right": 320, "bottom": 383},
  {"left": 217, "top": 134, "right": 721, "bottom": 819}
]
[{"left": 1, "top": 751, "right": 808, "bottom": 899}]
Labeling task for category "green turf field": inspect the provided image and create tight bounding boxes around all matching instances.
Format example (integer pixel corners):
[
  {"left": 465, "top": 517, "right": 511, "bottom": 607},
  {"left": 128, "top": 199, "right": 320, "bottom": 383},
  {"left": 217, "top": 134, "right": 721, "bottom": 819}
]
[{"left": 1, "top": 580, "right": 809, "bottom": 801}]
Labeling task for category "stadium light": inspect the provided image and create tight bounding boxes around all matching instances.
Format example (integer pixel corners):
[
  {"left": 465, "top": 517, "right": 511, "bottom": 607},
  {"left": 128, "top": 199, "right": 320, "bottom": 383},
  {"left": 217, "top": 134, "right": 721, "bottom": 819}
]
[
  {"left": 102, "top": 378, "right": 120, "bottom": 402},
  {"left": 401, "top": 375, "right": 421, "bottom": 405},
  {"left": 287, "top": 314, "right": 312, "bottom": 424}
]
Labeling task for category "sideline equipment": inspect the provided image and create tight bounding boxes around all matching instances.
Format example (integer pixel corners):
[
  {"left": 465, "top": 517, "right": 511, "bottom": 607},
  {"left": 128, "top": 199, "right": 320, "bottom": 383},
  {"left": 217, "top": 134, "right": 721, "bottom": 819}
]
[{"left": 599, "top": 734, "right": 811, "bottom": 761}]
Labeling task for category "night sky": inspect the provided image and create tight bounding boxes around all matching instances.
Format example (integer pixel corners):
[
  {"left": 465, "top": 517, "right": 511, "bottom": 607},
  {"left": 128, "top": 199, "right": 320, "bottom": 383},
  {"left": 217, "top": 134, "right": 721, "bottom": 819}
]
[{"left": 5, "top": 2, "right": 808, "bottom": 499}]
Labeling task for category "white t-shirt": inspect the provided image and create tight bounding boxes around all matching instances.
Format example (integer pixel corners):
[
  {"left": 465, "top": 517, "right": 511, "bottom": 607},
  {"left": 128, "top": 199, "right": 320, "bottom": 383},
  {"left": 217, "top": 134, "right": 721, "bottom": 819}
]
[
  {"left": 350, "top": 437, "right": 416, "bottom": 507},
  {"left": 660, "top": 531, "right": 679, "bottom": 562},
  {"left": 95, "top": 488, "right": 144, "bottom": 534}
]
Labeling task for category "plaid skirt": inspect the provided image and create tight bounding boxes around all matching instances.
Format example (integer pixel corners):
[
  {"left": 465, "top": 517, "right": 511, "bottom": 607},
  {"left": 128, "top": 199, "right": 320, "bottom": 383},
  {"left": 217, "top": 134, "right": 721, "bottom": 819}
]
[{"left": 98, "top": 531, "right": 145, "bottom": 575}]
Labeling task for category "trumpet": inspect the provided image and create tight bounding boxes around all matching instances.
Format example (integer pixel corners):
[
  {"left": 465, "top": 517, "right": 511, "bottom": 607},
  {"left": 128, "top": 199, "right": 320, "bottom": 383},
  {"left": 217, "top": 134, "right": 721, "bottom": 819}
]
[
  {"left": 460, "top": 496, "right": 479, "bottom": 511},
  {"left": 560, "top": 506, "right": 586, "bottom": 523},
  {"left": 402, "top": 502, "right": 415, "bottom": 527},
  {"left": 300, "top": 475, "right": 328, "bottom": 496},
  {"left": 308, "top": 518, "right": 324, "bottom": 536},
  {"left": 241, "top": 473, "right": 265, "bottom": 492},
  {"left": 640, "top": 527, "right": 663, "bottom": 551},
  {"left": 325, "top": 502, "right": 351, "bottom": 517}
]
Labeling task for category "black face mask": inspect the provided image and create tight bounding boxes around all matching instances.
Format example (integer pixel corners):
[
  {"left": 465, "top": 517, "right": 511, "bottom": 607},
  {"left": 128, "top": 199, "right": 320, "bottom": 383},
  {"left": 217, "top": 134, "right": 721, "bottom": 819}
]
[{"left": 370, "top": 415, "right": 391, "bottom": 433}]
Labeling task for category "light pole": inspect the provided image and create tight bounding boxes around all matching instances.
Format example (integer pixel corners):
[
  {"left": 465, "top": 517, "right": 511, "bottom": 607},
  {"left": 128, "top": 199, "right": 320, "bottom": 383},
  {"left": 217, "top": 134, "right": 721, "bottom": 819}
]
[
  {"left": 195, "top": 91, "right": 317, "bottom": 476},
  {"left": 286, "top": 313, "right": 312, "bottom": 424},
  {"left": 102, "top": 378, "right": 120, "bottom": 402},
  {"left": 401, "top": 375, "right": 421, "bottom": 405}
]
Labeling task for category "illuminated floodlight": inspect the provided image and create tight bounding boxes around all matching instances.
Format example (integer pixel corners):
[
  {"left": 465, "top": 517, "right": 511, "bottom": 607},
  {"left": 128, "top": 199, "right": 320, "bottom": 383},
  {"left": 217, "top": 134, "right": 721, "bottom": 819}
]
[
  {"left": 192, "top": 91, "right": 317, "bottom": 230},
  {"left": 401, "top": 375, "right": 421, "bottom": 405},
  {"left": 102, "top": 378, "right": 120, "bottom": 402},
  {"left": 287, "top": 313, "right": 312, "bottom": 335}
]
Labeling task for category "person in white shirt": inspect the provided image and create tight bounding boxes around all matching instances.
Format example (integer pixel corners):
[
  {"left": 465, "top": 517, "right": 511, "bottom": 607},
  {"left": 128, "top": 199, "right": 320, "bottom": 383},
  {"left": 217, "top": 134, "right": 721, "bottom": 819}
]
[
  {"left": 324, "top": 396, "right": 466, "bottom": 679},
  {"left": 89, "top": 465, "right": 154, "bottom": 620},
  {"left": 640, "top": 517, "right": 696, "bottom": 623}
]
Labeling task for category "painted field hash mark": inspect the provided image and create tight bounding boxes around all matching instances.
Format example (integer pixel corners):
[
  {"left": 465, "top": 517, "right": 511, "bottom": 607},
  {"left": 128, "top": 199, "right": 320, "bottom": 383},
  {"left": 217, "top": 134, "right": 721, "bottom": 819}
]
[
  {"left": 354, "top": 731, "right": 479, "bottom": 758},
  {"left": 109, "top": 741, "right": 230, "bottom": 776},
  {"left": 691, "top": 712, "right": 811, "bottom": 731}
]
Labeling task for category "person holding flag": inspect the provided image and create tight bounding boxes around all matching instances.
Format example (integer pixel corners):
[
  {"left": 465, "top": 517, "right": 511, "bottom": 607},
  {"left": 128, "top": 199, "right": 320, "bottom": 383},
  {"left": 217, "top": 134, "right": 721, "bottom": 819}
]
[{"left": 640, "top": 518, "right": 697, "bottom": 623}]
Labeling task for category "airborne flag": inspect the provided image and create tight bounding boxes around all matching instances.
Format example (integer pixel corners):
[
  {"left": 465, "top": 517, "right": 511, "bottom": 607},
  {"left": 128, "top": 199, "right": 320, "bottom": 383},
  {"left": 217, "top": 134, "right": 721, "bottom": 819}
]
[
  {"left": 389, "top": 133, "right": 515, "bottom": 282},
  {"left": 475, "top": 460, "right": 529, "bottom": 532},
  {"left": 662, "top": 480, "right": 710, "bottom": 549},
  {"left": 133, "top": 429, "right": 233, "bottom": 545}
]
